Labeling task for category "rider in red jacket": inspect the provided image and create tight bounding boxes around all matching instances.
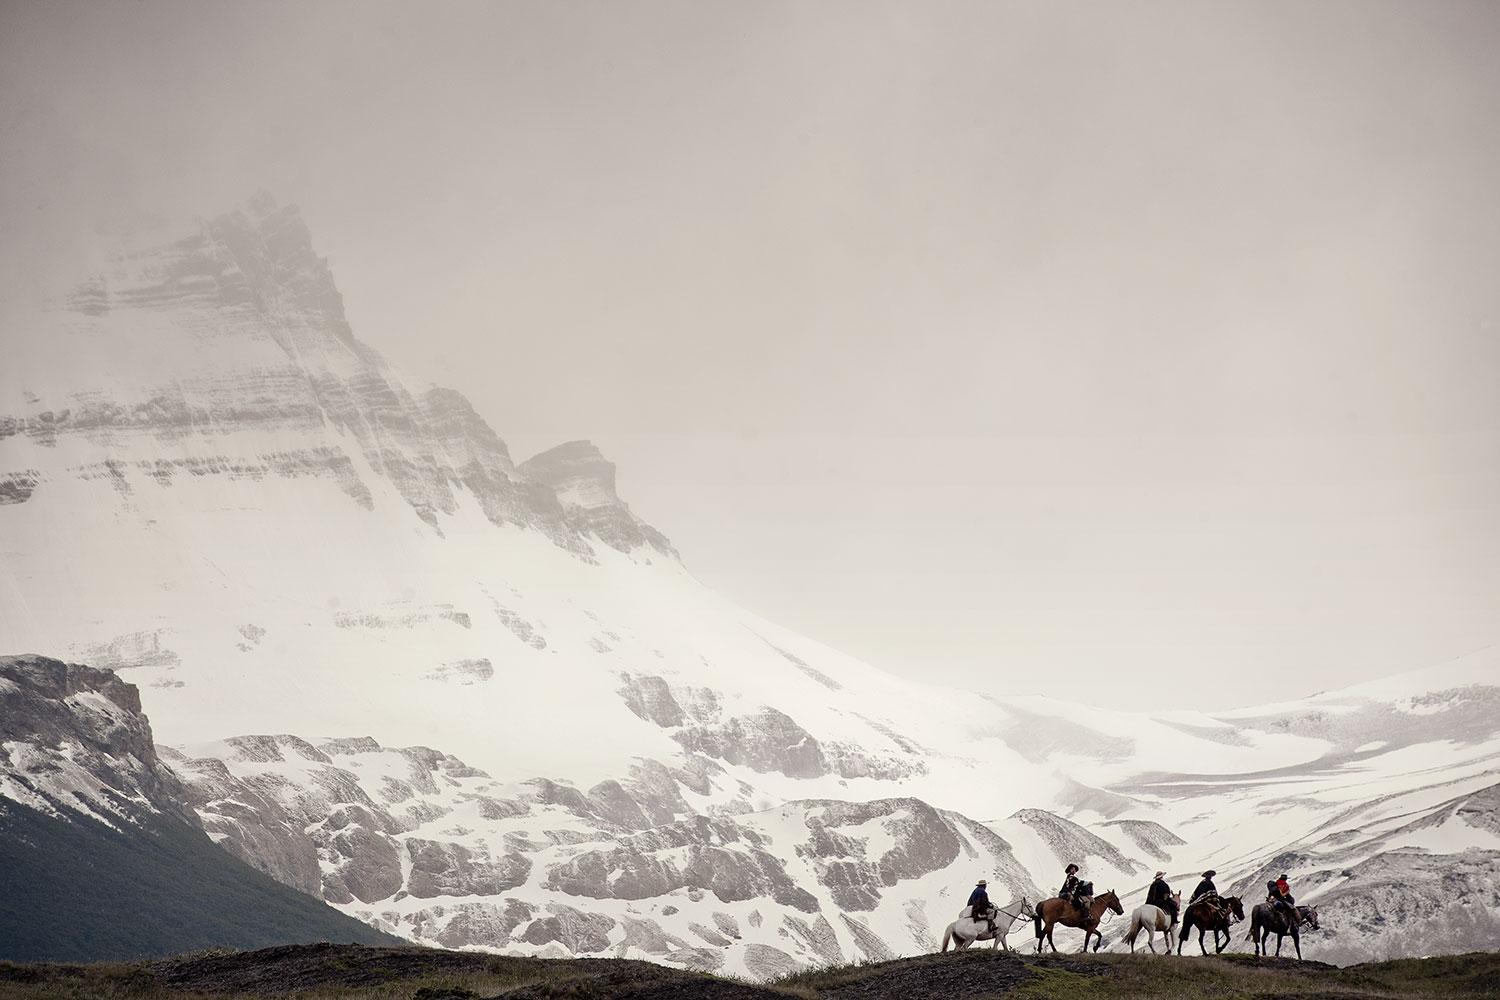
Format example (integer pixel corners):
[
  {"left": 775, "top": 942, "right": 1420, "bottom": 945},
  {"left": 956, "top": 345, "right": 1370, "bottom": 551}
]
[{"left": 1270, "top": 874, "right": 1296, "bottom": 921}]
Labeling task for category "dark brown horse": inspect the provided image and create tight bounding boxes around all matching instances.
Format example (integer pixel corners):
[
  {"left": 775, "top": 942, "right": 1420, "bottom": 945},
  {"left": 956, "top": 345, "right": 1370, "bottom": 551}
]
[
  {"left": 1247, "top": 902, "right": 1319, "bottom": 959},
  {"left": 1177, "top": 895, "right": 1243, "bottom": 955},
  {"left": 1033, "top": 890, "right": 1124, "bottom": 953}
]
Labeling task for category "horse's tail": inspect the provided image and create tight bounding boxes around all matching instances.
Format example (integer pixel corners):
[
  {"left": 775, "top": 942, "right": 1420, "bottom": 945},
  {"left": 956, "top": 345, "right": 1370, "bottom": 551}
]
[
  {"left": 941, "top": 925, "right": 953, "bottom": 953},
  {"left": 1178, "top": 914, "right": 1191, "bottom": 942},
  {"left": 1033, "top": 909, "right": 1043, "bottom": 938},
  {"left": 1244, "top": 911, "right": 1258, "bottom": 941},
  {"left": 1123, "top": 913, "right": 1140, "bottom": 947}
]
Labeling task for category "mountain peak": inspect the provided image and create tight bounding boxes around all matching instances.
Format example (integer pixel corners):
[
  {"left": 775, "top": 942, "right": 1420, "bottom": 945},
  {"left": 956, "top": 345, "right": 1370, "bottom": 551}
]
[{"left": 5, "top": 197, "right": 674, "bottom": 560}]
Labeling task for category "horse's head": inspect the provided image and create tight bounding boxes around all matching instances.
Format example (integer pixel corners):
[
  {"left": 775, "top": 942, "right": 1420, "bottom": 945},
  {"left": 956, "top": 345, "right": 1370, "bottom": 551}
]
[
  {"left": 1102, "top": 890, "right": 1124, "bottom": 916},
  {"left": 1300, "top": 906, "right": 1320, "bottom": 930},
  {"left": 1019, "top": 897, "right": 1035, "bottom": 919},
  {"left": 1172, "top": 890, "right": 1181, "bottom": 902},
  {"left": 1225, "top": 896, "right": 1245, "bottom": 921}
]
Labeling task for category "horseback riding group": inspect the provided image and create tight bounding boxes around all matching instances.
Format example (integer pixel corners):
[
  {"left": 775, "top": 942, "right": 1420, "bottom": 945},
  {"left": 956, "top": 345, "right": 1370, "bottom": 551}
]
[{"left": 942, "top": 864, "right": 1320, "bottom": 959}]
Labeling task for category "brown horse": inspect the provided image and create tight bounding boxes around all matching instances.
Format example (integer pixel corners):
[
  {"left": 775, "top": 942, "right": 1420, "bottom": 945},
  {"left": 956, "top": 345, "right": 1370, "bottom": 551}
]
[
  {"left": 1177, "top": 895, "right": 1244, "bottom": 955},
  {"left": 1032, "top": 890, "right": 1124, "bottom": 953}
]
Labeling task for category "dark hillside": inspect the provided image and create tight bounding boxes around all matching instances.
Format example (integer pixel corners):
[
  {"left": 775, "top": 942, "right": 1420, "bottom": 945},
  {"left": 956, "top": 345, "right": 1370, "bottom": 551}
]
[{"left": 0, "top": 805, "right": 398, "bottom": 962}]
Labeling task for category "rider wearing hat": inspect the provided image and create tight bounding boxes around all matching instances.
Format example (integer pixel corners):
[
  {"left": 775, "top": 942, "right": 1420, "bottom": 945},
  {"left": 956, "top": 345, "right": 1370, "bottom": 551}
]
[
  {"left": 966, "top": 879, "right": 994, "bottom": 930},
  {"left": 1145, "top": 871, "right": 1177, "bottom": 921},
  {"left": 1190, "top": 870, "right": 1219, "bottom": 907},
  {"left": 1059, "top": 863, "right": 1087, "bottom": 913}
]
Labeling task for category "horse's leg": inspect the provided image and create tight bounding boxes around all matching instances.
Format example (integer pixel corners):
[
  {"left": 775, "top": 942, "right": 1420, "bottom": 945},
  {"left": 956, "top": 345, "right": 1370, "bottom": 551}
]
[
  {"left": 1275, "top": 932, "right": 1283, "bottom": 957},
  {"left": 1292, "top": 928, "right": 1301, "bottom": 961},
  {"left": 1047, "top": 921, "right": 1059, "bottom": 954},
  {"left": 1197, "top": 926, "right": 1208, "bottom": 957}
]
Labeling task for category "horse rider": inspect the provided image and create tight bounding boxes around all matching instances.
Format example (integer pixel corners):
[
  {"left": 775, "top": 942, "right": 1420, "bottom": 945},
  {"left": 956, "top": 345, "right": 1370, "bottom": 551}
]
[
  {"left": 1268, "top": 873, "right": 1297, "bottom": 922},
  {"left": 1059, "top": 863, "right": 1088, "bottom": 914},
  {"left": 1145, "top": 870, "right": 1177, "bottom": 922},
  {"left": 966, "top": 879, "right": 995, "bottom": 930},
  {"left": 1189, "top": 869, "right": 1219, "bottom": 908}
]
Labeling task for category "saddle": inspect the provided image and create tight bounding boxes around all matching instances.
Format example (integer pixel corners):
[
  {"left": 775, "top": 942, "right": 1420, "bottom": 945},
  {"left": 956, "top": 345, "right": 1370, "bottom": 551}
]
[
  {"left": 1269, "top": 897, "right": 1299, "bottom": 924},
  {"left": 959, "top": 905, "right": 997, "bottom": 931}
]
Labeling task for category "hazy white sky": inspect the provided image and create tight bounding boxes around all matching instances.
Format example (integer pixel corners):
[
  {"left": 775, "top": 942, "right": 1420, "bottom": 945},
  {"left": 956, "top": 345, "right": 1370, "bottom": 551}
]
[{"left": 3, "top": 0, "right": 1498, "bottom": 709}]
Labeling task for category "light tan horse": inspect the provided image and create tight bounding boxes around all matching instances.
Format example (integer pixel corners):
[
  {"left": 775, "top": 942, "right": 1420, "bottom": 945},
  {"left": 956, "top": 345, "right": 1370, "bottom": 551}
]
[
  {"left": 940, "top": 898, "right": 1035, "bottom": 952},
  {"left": 1032, "top": 890, "right": 1124, "bottom": 953},
  {"left": 1122, "top": 893, "right": 1180, "bottom": 954}
]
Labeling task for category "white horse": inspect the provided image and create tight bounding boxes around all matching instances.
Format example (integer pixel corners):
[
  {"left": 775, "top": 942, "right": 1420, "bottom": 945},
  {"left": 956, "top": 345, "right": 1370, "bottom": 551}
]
[
  {"left": 1122, "top": 894, "right": 1180, "bottom": 955},
  {"left": 940, "top": 898, "right": 1035, "bottom": 952}
]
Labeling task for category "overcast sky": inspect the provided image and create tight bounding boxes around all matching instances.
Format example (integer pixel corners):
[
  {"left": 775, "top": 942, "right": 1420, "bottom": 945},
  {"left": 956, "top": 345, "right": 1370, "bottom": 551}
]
[{"left": 3, "top": 0, "right": 1498, "bottom": 710}]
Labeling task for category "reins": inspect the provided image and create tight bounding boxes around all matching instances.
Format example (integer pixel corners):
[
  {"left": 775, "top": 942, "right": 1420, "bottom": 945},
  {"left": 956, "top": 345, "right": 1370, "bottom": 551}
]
[{"left": 994, "top": 901, "right": 1031, "bottom": 927}]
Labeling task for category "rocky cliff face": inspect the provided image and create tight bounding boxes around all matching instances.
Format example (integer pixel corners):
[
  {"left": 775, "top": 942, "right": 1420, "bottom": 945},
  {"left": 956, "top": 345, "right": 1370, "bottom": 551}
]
[{"left": 0, "top": 653, "right": 187, "bottom": 827}]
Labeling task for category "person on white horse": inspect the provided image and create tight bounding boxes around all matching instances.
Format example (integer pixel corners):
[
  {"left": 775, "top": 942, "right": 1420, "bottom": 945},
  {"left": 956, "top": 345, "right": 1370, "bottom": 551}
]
[
  {"left": 1123, "top": 871, "right": 1181, "bottom": 954},
  {"left": 1145, "top": 871, "right": 1178, "bottom": 924},
  {"left": 966, "top": 879, "right": 996, "bottom": 933},
  {"left": 941, "top": 880, "right": 1035, "bottom": 952}
]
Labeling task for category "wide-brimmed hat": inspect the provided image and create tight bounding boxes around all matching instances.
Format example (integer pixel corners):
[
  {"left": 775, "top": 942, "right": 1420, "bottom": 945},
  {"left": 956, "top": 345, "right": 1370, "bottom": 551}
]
[
  {"left": 1202, "top": 870, "right": 1217, "bottom": 878},
  {"left": 1279, "top": 873, "right": 1289, "bottom": 879},
  {"left": 1066, "top": 863, "right": 1080, "bottom": 874},
  {"left": 1154, "top": 871, "right": 1166, "bottom": 879},
  {"left": 976, "top": 879, "right": 988, "bottom": 886}
]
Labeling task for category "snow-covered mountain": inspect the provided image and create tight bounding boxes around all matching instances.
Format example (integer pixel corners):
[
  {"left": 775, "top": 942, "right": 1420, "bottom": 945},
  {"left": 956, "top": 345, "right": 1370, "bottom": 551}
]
[{"left": 2, "top": 196, "right": 1497, "bottom": 972}]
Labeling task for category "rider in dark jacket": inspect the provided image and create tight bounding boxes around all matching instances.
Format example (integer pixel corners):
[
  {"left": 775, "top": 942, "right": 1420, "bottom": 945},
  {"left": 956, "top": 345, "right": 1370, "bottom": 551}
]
[
  {"left": 1145, "top": 871, "right": 1177, "bottom": 920},
  {"left": 966, "top": 879, "right": 994, "bottom": 930},
  {"left": 1190, "top": 870, "right": 1218, "bottom": 906},
  {"left": 967, "top": 880, "right": 991, "bottom": 913},
  {"left": 1059, "top": 864, "right": 1086, "bottom": 912}
]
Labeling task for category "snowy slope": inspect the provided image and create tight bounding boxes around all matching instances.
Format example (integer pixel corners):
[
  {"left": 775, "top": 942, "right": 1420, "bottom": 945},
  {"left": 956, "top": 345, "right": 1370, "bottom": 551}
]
[{"left": 2, "top": 197, "right": 1498, "bottom": 971}]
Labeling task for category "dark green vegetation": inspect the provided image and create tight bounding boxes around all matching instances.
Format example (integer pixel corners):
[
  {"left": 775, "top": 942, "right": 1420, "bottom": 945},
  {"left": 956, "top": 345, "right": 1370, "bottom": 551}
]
[
  {"left": 3, "top": 944, "right": 1498, "bottom": 1000},
  {"left": 0, "top": 805, "right": 398, "bottom": 963}
]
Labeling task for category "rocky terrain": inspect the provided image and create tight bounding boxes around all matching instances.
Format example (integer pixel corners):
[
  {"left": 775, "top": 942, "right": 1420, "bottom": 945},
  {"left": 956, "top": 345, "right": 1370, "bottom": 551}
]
[{"left": 2, "top": 197, "right": 1498, "bottom": 973}]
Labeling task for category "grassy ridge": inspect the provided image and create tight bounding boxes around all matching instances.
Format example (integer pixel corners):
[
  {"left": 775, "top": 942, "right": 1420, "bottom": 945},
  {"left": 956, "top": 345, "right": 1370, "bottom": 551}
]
[{"left": 2, "top": 944, "right": 1498, "bottom": 1000}]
